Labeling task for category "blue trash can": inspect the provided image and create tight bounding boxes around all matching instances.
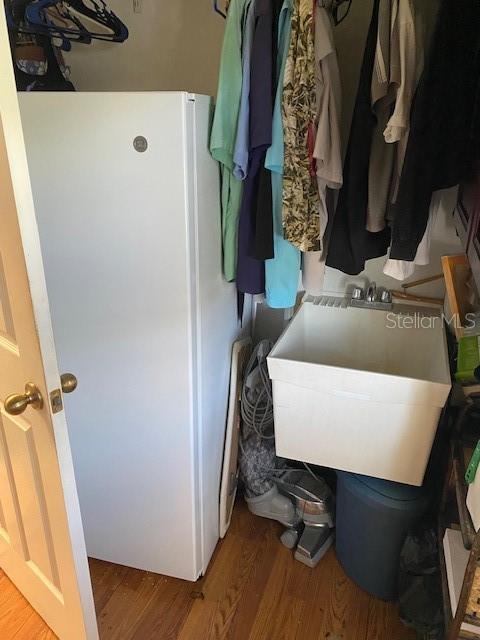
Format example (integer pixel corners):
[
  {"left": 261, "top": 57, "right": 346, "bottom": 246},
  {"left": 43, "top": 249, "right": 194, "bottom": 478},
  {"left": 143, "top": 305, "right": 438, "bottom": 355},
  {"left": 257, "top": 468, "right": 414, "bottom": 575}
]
[{"left": 335, "top": 471, "right": 430, "bottom": 601}]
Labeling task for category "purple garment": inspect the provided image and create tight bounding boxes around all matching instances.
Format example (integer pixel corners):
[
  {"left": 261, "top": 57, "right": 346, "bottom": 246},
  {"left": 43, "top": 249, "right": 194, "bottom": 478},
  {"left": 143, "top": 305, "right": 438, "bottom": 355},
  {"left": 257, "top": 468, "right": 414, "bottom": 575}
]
[
  {"left": 236, "top": 148, "right": 267, "bottom": 294},
  {"left": 236, "top": 0, "right": 278, "bottom": 294}
]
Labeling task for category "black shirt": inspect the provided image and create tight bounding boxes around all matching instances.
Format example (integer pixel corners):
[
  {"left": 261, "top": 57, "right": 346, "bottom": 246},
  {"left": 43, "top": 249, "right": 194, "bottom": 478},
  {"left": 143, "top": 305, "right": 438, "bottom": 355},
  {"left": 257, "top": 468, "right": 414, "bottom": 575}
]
[{"left": 326, "top": 0, "right": 391, "bottom": 275}]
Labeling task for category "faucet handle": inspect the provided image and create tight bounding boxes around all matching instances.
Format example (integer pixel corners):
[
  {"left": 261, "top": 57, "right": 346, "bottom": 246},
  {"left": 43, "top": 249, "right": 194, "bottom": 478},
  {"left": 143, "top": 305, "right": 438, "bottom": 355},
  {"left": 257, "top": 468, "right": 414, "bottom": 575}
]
[
  {"left": 352, "top": 286, "right": 364, "bottom": 300},
  {"left": 366, "top": 282, "right": 377, "bottom": 303},
  {"left": 381, "top": 289, "right": 392, "bottom": 304}
]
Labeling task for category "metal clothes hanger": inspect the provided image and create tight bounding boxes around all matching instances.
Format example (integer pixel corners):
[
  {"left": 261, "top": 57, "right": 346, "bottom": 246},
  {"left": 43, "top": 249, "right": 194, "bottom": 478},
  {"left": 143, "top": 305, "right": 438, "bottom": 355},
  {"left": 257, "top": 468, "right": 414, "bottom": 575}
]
[
  {"left": 331, "top": 0, "right": 352, "bottom": 26},
  {"left": 5, "top": 0, "right": 82, "bottom": 50},
  {"left": 66, "top": 0, "right": 128, "bottom": 42},
  {"left": 213, "top": 1, "right": 227, "bottom": 19},
  {"left": 43, "top": 11, "right": 88, "bottom": 49},
  {"left": 44, "top": 3, "right": 93, "bottom": 47},
  {"left": 24, "top": 0, "right": 128, "bottom": 43}
]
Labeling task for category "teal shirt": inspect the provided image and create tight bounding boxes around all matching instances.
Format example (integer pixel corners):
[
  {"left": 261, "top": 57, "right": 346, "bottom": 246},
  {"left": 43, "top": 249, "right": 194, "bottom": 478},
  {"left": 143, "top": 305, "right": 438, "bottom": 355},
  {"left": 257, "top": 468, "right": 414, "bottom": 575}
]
[
  {"left": 210, "top": 0, "right": 251, "bottom": 281},
  {"left": 265, "top": 0, "right": 300, "bottom": 308}
]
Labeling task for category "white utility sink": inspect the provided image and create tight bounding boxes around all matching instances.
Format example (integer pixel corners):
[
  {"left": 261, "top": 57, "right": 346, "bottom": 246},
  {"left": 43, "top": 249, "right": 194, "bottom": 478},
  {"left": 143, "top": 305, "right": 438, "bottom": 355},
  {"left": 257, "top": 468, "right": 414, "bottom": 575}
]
[{"left": 267, "top": 301, "right": 452, "bottom": 486}]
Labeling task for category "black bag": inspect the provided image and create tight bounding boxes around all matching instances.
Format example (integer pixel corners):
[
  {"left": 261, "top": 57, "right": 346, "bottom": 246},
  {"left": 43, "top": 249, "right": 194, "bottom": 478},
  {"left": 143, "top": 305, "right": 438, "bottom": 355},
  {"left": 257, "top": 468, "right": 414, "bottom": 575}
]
[{"left": 398, "top": 524, "right": 444, "bottom": 640}]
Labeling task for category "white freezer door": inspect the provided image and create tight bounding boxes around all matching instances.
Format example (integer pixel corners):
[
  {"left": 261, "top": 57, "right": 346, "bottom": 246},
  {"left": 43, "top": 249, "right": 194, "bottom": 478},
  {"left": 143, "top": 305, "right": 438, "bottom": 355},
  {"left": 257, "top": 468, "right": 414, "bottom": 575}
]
[{"left": 19, "top": 92, "right": 202, "bottom": 580}]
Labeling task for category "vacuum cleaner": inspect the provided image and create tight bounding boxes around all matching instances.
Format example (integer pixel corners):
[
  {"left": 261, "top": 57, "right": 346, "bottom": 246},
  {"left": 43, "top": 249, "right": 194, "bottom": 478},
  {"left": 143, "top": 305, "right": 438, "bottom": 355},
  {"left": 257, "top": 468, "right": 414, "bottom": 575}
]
[{"left": 239, "top": 341, "right": 335, "bottom": 568}]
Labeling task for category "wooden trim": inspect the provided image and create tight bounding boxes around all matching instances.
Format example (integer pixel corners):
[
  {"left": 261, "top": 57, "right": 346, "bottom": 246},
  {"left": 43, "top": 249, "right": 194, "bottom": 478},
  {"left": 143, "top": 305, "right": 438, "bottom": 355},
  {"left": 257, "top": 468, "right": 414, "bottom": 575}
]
[
  {"left": 453, "top": 439, "right": 476, "bottom": 550},
  {"left": 448, "top": 535, "right": 480, "bottom": 640},
  {"left": 402, "top": 273, "right": 444, "bottom": 290},
  {"left": 391, "top": 290, "right": 444, "bottom": 306},
  {"left": 442, "top": 254, "right": 472, "bottom": 339}
]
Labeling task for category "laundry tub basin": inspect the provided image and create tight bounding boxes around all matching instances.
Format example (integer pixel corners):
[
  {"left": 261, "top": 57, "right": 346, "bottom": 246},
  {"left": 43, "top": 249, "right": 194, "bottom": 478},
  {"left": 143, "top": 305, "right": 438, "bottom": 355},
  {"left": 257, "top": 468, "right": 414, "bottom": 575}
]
[{"left": 267, "top": 301, "right": 451, "bottom": 486}]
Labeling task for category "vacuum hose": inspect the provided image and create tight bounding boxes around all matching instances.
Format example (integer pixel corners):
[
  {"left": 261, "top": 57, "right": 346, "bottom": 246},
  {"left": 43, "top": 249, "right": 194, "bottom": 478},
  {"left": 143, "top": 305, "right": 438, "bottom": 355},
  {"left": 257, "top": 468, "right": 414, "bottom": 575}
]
[{"left": 241, "top": 340, "right": 274, "bottom": 440}]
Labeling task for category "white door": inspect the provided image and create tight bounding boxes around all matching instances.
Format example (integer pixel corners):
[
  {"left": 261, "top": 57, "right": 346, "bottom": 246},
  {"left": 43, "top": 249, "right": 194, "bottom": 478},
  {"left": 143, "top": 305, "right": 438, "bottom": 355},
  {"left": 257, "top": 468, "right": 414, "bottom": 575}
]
[{"left": 0, "top": 13, "right": 98, "bottom": 640}]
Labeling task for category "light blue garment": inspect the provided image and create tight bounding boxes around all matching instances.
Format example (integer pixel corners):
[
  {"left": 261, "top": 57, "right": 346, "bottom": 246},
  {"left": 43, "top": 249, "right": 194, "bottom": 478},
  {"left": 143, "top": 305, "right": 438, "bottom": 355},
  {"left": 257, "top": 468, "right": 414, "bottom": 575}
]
[
  {"left": 265, "top": 0, "right": 300, "bottom": 309},
  {"left": 232, "top": 0, "right": 256, "bottom": 181}
]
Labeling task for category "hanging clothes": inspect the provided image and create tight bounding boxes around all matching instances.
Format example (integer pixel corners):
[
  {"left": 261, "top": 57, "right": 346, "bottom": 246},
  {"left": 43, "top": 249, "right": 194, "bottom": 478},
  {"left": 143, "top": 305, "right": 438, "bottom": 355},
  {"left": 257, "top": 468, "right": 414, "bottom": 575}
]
[
  {"left": 236, "top": 0, "right": 282, "bottom": 296},
  {"left": 382, "top": 1, "right": 430, "bottom": 279},
  {"left": 385, "top": 0, "right": 425, "bottom": 209},
  {"left": 326, "top": 0, "right": 391, "bottom": 276},
  {"left": 381, "top": 0, "right": 417, "bottom": 163},
  {"left": 389, "top": 0, "right": 480, "bottom": 261},
  {"left": 312, "top": 6, "right": 342, "bottom": 230},
  {"left": 302, "top": 191, "right": 337, "bottom": 296},
  {"left": 303, "top": 2, "right": 343, "bottom": 296},
  {"left": 232, "top": 0, "right": 256, "bottom": 181},
  {"left": 252, "top": 0, "right": 283, "bottom": 262},
  {"left": 265, "top": 0, "right": 301, "bottom": 309},
  {"left": 366, "top": 0, "right": 395, "bottom": 233},
  {"left": 210, "top": 0, "right": 251, "bottom": 282},
  {"left": 281, "top": 0, "right": 320, "bottom": 252},
  {"left": 11, "top": 31, "right": 74, "bottom": 91},
  {"left": 367, "top": 0, "right": 417, "bottom": 234}
]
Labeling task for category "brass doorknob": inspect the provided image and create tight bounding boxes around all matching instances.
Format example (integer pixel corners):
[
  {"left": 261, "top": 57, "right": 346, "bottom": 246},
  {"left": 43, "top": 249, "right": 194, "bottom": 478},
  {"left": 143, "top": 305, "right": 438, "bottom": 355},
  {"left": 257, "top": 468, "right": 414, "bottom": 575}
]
[
  {"left": 60, "top": 373, "right": 78, "bottom": 394},
  {"left": 4, "top": 382, "right": 44, "bottom": 416}
]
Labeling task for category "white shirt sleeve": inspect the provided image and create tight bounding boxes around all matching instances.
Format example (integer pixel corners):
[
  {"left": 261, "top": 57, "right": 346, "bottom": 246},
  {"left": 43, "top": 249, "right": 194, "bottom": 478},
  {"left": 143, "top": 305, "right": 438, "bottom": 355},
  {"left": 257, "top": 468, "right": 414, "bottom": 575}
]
[{"left": 383, "top": 0, "right": 417, "bottom": 144}]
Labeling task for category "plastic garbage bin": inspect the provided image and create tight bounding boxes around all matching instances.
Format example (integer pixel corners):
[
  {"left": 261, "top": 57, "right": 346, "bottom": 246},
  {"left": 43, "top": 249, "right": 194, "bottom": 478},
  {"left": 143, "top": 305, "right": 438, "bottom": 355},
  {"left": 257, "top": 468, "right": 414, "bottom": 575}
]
[{"left": 335, "top": 471, "right": 430, "bottom": 601}]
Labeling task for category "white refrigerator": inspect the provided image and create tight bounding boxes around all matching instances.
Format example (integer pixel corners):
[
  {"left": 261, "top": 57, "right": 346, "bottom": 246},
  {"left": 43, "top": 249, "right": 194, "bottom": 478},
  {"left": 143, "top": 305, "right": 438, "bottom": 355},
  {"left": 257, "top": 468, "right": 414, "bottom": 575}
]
[{"left": 18, "top": 92, "right": 239, "bottom": 580}]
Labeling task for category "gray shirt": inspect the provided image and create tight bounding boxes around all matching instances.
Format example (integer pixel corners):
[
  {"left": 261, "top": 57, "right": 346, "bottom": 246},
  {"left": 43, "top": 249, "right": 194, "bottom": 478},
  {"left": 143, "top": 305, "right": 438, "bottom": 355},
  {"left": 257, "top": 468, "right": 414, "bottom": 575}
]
[{"left": 232, "top": 0, "right": 255, "bottom": 181}]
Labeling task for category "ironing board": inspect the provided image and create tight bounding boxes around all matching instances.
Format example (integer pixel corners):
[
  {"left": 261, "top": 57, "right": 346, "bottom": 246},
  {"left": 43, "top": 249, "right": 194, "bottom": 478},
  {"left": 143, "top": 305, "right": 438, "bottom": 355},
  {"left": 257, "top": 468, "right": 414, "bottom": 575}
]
[{"left": 219, "top": 338, "right": 252, "bottom": 538}]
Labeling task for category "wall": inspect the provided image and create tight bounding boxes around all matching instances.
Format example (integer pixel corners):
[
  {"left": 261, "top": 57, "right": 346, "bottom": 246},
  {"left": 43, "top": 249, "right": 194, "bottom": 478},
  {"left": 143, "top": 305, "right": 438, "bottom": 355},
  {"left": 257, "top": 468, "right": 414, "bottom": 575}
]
[{"left": 64, "top": 0, "right": 225, "bottom": 95}]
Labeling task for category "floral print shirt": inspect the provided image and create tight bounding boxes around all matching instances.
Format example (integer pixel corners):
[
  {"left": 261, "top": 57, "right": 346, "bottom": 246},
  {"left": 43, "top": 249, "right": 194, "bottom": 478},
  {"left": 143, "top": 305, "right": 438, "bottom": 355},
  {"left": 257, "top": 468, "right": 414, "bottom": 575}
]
[{"left": 282, "top": 0, "right": 321, "bottom": 252}]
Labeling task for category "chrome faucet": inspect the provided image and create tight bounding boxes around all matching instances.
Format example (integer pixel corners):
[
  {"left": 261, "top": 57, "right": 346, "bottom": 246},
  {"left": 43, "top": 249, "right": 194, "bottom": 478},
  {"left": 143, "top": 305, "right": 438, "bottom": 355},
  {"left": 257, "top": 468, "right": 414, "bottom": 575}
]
[{"left": 350, "top": 282, "right": 392, "bottom": 310}]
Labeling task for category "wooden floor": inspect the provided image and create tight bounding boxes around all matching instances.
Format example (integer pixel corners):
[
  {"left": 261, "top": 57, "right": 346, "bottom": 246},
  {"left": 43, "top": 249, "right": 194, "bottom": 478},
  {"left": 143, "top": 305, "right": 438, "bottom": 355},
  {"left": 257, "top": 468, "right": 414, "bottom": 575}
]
[
  {"left": 0, "top": 500, "right": 416, "bottom": 640},
  {"left": 0, "top": 571, "right": 56, "bottom": 640}
]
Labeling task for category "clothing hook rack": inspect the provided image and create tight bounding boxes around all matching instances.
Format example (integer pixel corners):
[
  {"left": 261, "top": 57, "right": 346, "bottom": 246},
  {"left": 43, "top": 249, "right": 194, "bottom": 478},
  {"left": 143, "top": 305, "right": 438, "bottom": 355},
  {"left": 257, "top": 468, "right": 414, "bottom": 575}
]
[{"left": 213, "top": 1, "right": 227, "bottom": 19}]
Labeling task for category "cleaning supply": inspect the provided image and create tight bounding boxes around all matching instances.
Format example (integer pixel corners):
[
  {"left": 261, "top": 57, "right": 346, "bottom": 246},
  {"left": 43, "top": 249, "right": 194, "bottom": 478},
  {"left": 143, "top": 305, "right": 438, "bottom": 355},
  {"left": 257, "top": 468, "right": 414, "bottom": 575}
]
[
  {"left": 456, "top": 335, "right": 480, "bottom": 384},
  {"left": 465, "top": 440, "right": 480, "bottom": 485}
]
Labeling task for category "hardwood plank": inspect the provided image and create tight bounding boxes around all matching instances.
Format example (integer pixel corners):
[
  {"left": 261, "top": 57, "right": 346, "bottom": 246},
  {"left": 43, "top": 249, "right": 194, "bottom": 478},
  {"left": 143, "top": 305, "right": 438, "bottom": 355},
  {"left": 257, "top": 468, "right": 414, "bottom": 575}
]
[
  {"left": 11, "top": 613, "right": 57, "bottom": 640},
  {"left": 130, "top": 577, "right": 195, "bottom": 640},
  {"left": 95, "top": 567, "right": 165, "bottom": 640},
  {"left": 177, "top": 528, "right": 260, "bottom": 639},
  {"left": 176, "top": 512, "right": 279, "bottom": 640},
  {"left": 0, "top": 575, "right": 38, "bottom": 639},
  {"left": 226, "top": 520, "right": 280, "bottom": 640},
  {"left": 296, "top": 549, "right": 354, "bottom": 640},
  {"left": 89, "top": 558, "right": 130, "bottom": 612},
  {"left": 0, "top": 573, "right": 19, "bottom": 604},
  {"left": 175, "top": 598, "right": 218, "bottom": 640},
  {"left": 248, "top": 542, "right": 306, "bottom": 640},
  {"left": 209, "top": 536, "right": 261, "bottom": 638},
  {"left": 0, "top": 571, "right": 57, "bottom": 640},
  {"left": 310, "top": 550, "right": 369, "bottom": 640},
  {"left": 365, "top": 596, "right": 414, "bottom": 640}
]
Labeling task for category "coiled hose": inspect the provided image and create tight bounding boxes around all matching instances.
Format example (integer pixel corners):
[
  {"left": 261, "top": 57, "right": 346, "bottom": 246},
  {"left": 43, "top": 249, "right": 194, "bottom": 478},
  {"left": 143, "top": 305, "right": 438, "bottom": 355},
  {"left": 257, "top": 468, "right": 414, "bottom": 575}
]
[{"left": 240, "top": 339, "right": 274, "bottom": 440}]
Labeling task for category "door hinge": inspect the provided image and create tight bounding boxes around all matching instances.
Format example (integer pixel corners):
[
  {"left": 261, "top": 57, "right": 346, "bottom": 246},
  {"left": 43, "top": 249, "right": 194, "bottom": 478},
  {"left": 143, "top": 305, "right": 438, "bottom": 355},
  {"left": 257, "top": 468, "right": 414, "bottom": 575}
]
[{"left": 50, "top": 388, "right": 63, "bottom": 414}]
